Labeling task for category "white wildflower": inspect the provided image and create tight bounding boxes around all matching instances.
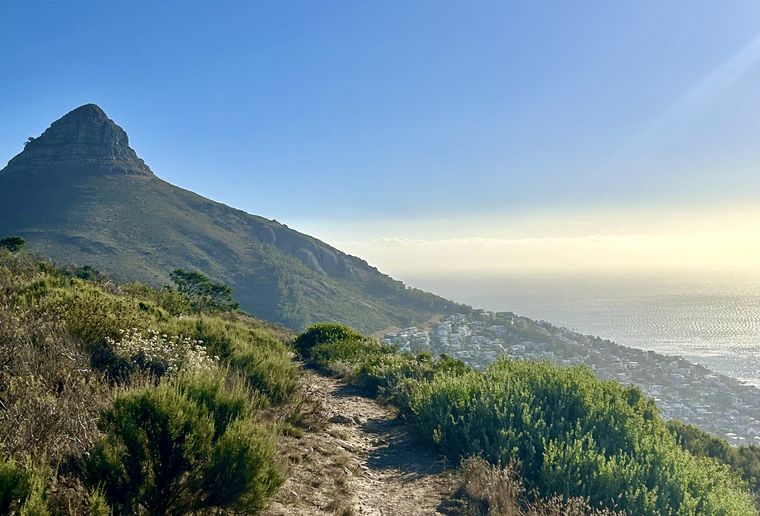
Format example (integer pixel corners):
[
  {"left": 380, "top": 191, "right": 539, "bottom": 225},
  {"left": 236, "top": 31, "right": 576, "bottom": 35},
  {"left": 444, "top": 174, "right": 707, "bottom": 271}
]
[{"left": 108, "top": 328, "right": 217, "bottom": 374}]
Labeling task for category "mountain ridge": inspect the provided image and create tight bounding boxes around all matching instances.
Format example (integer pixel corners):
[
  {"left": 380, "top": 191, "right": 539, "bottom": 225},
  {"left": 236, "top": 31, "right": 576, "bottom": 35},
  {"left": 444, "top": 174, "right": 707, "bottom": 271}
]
[{"left": 0, "top": 104, "right": 467, "bottom": 331}]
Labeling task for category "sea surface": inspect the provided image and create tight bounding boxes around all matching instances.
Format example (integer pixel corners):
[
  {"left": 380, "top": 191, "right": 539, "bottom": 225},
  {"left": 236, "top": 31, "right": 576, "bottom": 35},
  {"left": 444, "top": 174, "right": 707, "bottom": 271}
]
[{"left": 407, "top": 273, "right": 760, "bottom": 387}]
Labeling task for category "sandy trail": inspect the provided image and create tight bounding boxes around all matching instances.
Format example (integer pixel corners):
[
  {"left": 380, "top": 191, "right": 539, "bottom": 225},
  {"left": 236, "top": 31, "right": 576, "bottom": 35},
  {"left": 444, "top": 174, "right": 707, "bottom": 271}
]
[{"left": 264, "top": 370, "right": 457, "bottom": 515}]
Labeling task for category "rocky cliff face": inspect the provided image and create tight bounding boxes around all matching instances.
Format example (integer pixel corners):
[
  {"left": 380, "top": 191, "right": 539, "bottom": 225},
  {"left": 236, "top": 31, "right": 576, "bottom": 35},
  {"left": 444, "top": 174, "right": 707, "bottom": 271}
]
[{"left": 2, "top": 104, "right": 152, "bottom": 179}]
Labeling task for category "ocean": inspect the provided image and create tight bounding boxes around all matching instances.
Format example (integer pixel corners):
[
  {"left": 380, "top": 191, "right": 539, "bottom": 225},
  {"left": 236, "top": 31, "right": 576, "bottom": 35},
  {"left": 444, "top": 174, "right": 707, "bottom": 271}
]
[{"left": 406, "top": 273, "right": 760, "bottom": 388}]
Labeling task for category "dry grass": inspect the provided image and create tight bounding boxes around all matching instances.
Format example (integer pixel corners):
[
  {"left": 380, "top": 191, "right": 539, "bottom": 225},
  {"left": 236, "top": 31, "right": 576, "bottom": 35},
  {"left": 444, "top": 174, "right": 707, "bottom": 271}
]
[
  {"left": 452, "top": 457, "right": 623, "bottom": 516},
  {"left": 0, "top": 304, "right": 111, "bottom": 463}
]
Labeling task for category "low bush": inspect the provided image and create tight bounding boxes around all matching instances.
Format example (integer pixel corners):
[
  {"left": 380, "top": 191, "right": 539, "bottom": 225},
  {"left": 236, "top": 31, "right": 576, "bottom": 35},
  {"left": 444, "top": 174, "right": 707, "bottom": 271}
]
[
  {"left": 311, "top": 337, "right": 393, "bottom": 372},
  {"left": 164, "top": 317, "right": 298, "bottom": 404},
  {"left": 0, "top": 458, "right": 49, "bottom": 515},
  {"left": 120, "top": 282, "right": 191, "bottom": 317},
  {"left": 83, "top": 372, "right": 281, "bottom": 514},
  {"left": 106, "top": 328, "right": 217, "bottom": 378},
  {"left": 0, "top": 457, "right": 28, "bottom": 514},
  {"left": 354, "top": 352, "right": 469, "bottom": 403},
  {"left": 293, "top": 322, "right": 365, "bottom": 358},
  {"left": 409, "top": 359, "right": 755, "bottom": 515},
  {"left": 668, "top": 420, "right": 760, "bottom": 494},
  {"left": 86, "top": 487, "right": 112, "bottom": 516}
]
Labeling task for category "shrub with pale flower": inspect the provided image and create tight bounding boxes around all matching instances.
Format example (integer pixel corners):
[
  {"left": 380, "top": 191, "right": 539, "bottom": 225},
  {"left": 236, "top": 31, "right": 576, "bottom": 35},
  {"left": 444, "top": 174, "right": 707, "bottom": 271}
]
[{"left": 106, "top": 329, "right": 218, "bottom": 375}]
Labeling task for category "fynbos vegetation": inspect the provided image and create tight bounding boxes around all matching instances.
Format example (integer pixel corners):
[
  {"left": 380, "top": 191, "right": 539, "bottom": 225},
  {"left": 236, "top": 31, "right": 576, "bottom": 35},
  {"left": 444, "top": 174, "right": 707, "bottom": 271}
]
[{"left": 0, "top": 248, "right": 296, "bottom": 514}]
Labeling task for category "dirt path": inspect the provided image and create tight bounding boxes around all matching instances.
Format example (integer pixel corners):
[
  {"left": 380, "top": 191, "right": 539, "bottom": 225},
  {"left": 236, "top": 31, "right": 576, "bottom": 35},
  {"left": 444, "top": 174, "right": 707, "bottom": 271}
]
[{"left": 264, "top": 370, "right": 458, "bottom": 515}]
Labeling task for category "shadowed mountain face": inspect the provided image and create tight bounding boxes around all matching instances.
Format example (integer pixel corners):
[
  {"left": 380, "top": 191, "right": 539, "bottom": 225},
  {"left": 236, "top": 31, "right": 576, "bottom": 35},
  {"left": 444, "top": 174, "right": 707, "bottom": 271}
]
[{"left": 0, "top": 105, "right": 465, "bottom": 331}]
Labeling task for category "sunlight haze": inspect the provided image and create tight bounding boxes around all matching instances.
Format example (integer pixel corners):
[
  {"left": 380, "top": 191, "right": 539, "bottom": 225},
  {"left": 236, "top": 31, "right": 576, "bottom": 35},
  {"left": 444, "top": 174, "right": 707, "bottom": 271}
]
[{"left": 295, "top": 206, "right": 760, "bottom": 277}]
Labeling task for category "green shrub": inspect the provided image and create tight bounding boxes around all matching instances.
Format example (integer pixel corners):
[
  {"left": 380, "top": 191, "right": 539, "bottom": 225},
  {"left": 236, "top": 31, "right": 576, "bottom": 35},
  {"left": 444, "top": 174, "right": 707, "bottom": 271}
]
[
  {"left": 18, "top": 462, "right": 49, "bottom": 516},
  {"left": 228, "top": 347, "right": 297, "bottom": 404},
  {"left": 87, "top": 487, "right": 112, "bottom": 516},
  {"left": 293, "top": 322, "right": 364, "bottom": 358},
  {"left": 20, "top": 279, "right": 150, "bottom": 346},
  {"left": 311, "top": 338, "right": 393, "bottom": 372},
  {"left": 0, "top": 457, "right": 28, "bottom": 514},
  {"left": 175, "top": 369, "right": 262, "bottom": 439},
  {"left": 354, "top": 351, "right": 468, "bottom": 391},
  {"left": 669, "top": 420, "right": 760, "bottom": 494},
  {"left": 83, "top": 375, "right": 280, "bottom": 514},
  {"left": 165, "top": 317, "right": 297, "bottom": 404},
  {"left": 409, "top": 359, "right": 756, "bottom": 515},
  {"left": 120, "top": 282, "right": 192, "bottom": 317},
  {"left": 197, "top": 418, "right": 281, "bottom": 512},
  {"left": 0, "top": 236, "right": 26, "bottom": 253}
]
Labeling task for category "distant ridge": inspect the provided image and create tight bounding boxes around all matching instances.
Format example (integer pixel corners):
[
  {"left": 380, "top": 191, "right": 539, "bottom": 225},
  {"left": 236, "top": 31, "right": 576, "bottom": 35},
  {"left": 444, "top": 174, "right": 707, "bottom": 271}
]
[{"left": 0, "top": 104, "right": 466, "bottom": 331}]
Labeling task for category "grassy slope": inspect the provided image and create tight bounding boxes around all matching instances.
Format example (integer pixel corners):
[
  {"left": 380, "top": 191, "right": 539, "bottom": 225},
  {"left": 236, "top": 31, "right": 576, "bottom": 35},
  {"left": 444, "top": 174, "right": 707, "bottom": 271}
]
[
  {"left": 0, "top": 250, "right": 309, "bottom": 513},
  {"left": 0, "top": 170, "right": 467, "bottom": 332}
]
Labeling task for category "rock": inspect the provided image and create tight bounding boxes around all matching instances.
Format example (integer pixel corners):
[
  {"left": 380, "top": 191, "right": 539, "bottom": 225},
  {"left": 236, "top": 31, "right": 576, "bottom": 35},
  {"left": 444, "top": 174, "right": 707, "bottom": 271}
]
[
  {"left": 330, "top": 414, "right": 354, "bottom": 425},
  {"left": 5, "top": 104, "right": 153, "bottom": 179}
]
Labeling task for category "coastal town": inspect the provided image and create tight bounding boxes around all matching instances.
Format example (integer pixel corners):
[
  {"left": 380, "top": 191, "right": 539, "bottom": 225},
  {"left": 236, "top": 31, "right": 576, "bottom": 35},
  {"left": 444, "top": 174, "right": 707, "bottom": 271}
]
[{"left": 383, "top": 311, "right": 760, "bottom": 446}]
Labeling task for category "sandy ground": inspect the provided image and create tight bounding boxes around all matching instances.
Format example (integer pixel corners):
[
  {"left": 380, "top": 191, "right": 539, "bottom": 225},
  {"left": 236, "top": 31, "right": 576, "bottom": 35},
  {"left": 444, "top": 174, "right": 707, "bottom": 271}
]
[{"left": 264, "top": 369, "right": 458, "bottom": 515}]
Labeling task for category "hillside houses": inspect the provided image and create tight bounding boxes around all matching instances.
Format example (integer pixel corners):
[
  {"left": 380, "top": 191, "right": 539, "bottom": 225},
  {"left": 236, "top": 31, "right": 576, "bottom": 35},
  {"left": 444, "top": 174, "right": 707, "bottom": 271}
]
[{"left": 383, "top": 311, "right": 760, "bottom": 446}]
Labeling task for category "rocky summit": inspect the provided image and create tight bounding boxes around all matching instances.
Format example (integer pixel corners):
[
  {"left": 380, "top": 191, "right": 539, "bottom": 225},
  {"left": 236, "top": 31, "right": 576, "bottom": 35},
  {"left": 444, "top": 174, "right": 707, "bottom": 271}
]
[
  {"left": 0, "top": 104, "right": 464, "bottom": 331},
  {"left": 2, "top": 104, "right": 152, "bottom": 179}
]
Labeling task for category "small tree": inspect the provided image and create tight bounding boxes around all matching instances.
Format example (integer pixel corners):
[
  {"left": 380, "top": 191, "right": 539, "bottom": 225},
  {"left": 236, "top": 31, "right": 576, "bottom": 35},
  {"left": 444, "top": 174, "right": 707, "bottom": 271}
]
[
  {"left": 170, "top": 269, "right": 239, "bottom": 313},
  {"left": 0, "top": 236, "right": 25, "bottom": 253},
  {"left": 72, "top": 265, "right": 101, "bottom": 281}
]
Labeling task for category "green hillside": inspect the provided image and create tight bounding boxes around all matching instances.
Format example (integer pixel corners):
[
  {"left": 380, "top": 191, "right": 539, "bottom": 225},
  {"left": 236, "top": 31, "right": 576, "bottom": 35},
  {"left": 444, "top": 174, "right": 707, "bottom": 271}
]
[{"left": 0, "top": 104, "right": 466, "bottom": 332}]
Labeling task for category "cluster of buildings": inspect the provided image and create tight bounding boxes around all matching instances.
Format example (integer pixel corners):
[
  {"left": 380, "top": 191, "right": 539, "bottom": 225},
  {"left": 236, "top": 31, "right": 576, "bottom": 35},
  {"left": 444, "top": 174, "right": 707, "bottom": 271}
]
[{"left": 383, "top": 311, "right": 760, "bottom": 446}]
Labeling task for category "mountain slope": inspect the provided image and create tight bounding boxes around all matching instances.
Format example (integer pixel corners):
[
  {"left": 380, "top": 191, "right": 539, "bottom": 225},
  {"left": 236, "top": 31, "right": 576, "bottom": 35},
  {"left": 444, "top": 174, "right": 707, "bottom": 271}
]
[{"left": 0, "top": 104, "right": 466, "bottom": 331}]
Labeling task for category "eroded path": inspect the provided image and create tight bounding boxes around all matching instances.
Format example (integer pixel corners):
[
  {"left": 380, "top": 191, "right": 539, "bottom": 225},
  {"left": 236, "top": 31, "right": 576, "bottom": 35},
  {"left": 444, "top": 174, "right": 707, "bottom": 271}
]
[{"left": 264, "top": 370, "right": 458, "bottom": 515}]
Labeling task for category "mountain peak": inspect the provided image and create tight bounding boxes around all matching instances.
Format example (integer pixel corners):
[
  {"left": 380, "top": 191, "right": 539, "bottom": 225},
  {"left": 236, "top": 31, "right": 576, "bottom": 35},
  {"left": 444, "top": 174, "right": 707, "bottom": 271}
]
[
  {"left": 1, "top": 104, "right": 152, "bottom": 178},
  {"left": 59, "top": 103, "right": 109, "bottom": 122}
]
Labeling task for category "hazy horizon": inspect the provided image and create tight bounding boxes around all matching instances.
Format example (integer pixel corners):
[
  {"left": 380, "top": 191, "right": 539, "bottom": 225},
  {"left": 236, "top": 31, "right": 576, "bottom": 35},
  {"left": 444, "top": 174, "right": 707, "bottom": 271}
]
[{"left": 293, "top": 205, "right": 760, "bottom": 278}]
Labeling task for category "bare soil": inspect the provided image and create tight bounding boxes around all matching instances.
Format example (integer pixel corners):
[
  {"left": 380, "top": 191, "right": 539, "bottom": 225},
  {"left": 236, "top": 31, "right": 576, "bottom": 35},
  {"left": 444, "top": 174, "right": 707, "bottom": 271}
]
[{"left": 264, "top": 369, "right": 458, "bottom": 515}]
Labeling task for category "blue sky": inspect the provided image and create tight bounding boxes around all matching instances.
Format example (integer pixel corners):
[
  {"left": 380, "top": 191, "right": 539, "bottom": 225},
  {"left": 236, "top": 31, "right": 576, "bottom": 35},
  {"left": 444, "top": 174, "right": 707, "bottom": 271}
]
[{"left": 3, "top": 1, "right": 760, "bottom": 276}]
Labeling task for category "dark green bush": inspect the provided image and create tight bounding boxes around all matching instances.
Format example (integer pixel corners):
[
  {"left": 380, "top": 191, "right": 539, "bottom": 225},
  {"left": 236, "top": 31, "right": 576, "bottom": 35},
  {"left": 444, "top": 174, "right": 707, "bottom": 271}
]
[
  {"left": 357, "top": 352, "right": 470, "bottom": 414},
  {"left": 197, "top": 418, "right": 281, "bottom": 511},
  {"left": 84, "top": 374, "right": 281, "bottom": 514},
  {"left": 293, "top": 322, "right": 365, "bottom": 358},
  {"left": 669, "top": 420, "right": 760, "bottom": 494},
  {"left": 0, "top": 236, "right": 26, "bottom": 253},
  {"left": 0, "top": 459, "right": 49, "bottom": 515},
  {"left": 175, "top": 369, "right": 261, "bottom": 439},
  {"left": 87, "top": 487, "right": 112, "bottom": 516},
  {"left": 0, "top": 457, "right": 28, "bottom": 514}
]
